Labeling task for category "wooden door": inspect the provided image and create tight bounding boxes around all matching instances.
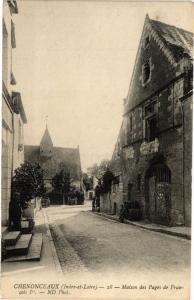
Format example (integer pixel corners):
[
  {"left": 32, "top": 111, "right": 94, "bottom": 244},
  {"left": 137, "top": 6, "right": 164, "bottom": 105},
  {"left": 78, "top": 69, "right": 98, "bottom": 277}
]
[{"left": 147, "top": 164, "right": 171, "bottom": 225}]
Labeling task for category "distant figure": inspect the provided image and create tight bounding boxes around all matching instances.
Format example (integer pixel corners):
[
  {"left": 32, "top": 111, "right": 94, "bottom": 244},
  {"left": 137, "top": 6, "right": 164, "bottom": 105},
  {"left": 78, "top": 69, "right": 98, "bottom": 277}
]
[
  {"left": 123, "top": 202, "right": 128, "bottom": 219},
  {"left": 96, "top": 197, "right": 100, "bottom": 212},
  {"left": 92, "top": 196, "right": 95, "bottom": 211},
  {"left": 119, "top": 204, "right": 125, "bottom": 223},
  {"left": 47, "top": 198, "right": 50, "bottom": 207}
]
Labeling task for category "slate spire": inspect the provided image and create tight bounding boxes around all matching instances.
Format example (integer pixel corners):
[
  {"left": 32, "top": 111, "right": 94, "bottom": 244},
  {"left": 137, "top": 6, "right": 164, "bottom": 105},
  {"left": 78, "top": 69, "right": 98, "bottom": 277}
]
[
  {"left": 40, "top": 127, "right": 53, "bottom": 146},
  {"left": 40, "top": 127, "right": 53, "bottom": 157}
]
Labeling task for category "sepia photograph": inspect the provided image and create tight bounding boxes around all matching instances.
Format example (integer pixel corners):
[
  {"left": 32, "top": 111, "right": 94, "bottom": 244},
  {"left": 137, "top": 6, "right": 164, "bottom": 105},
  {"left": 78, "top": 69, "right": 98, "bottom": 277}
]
[{"left": 1, "top": 0, "right": 193, "bottom": 299}]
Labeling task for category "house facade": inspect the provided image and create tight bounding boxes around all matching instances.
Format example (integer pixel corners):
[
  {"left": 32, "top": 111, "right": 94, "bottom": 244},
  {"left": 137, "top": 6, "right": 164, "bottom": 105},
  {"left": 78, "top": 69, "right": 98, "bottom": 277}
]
[
  {"left": 24, "top": 127, "right": 82, "bottom": 197},
  {"left": 102, "top": 15, "right": 193, "bottom": 226},
  {"left": 2, "top": 0, "right": 27, "bottom": 226}
]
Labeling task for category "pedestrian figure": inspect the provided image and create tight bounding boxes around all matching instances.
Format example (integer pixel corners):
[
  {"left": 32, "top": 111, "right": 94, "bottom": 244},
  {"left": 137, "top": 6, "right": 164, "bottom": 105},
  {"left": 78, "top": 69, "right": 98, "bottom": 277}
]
[
  {"left": 124, "top": 202, "right": 128, "bottom": 218},
  {"left": 92, "top": 196, "right": 95, "bottom": 211},
  {"left": 96, "top": 196, "right": 100, "bottom": 212},
  {"left": 119, "top": 204, "right": 125, "bottom": 223}
]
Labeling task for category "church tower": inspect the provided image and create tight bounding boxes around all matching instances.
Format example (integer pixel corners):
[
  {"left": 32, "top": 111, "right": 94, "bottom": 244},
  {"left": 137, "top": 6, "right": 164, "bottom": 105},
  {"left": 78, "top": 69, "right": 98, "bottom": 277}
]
[{"left": 40, "top": 126, "right": 53, "bottom": 157}]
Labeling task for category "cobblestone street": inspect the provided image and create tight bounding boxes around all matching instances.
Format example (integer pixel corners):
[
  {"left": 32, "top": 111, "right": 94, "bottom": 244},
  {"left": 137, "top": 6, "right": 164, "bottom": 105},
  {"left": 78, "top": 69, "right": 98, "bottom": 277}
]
[{"left": 46, "top": 202, "right": 190, "bottom": 282}]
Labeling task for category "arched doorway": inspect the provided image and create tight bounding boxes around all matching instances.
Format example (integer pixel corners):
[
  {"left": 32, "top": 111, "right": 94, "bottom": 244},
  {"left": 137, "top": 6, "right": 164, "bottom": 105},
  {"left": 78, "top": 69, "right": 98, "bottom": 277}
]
[{"left": 145, "top": 163, "right": 171, "bottom": 225}]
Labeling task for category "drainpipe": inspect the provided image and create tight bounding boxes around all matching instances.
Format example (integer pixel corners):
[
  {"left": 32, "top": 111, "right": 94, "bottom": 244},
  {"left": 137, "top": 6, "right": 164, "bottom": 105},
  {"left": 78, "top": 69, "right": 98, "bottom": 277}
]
[{"left": 180, "top": 89, "right": 185, "bottom": 226}]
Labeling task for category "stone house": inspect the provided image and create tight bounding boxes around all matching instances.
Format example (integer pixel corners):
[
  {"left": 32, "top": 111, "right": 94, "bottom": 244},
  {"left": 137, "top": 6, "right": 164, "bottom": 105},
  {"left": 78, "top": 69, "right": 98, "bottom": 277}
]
[
  {"left": 102, "top": 15, "right": 193, "bottom": 226},
  {"left": 24, "top": 127, "right": 82, "bottom": 198},
  {"left": 2, "top": 0, "right": 27, "bottom": 226}
]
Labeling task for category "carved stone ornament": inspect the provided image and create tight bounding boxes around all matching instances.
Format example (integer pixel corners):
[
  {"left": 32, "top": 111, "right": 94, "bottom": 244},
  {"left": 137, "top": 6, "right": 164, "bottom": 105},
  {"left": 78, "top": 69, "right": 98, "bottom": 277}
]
[
  {"left": 140, "top": 138, "right": 159, "bottom": 155},
  {"left": 124, "top": 146, "right": 134, "bottom": 159}
]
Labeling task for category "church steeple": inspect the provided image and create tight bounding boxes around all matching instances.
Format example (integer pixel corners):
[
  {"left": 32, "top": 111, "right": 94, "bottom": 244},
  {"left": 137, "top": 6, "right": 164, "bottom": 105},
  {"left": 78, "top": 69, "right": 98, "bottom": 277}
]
[{"left": 40, "top": 126, "right": 53, "bottom": 157}]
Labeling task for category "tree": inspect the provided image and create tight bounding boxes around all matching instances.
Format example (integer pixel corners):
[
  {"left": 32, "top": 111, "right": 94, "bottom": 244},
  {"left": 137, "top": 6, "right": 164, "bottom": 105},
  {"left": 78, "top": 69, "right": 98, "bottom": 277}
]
[
  {"left": 95, "top": 169, "right": 115, "bottom": 196},
  {"left": 82, "top": 173, "right": 93, "bottom": 191},
  {"left": 101, "top": 169, "right": 115, "bottom": 193},
  {"left": 52, "top": 170, "right": 71, "bottom": 204},
  {"left": 12, "top": 162, "right": 46, "bottom": 209},
  {"left": 88, "top": 159, "right": 110, "bottom": 180}
]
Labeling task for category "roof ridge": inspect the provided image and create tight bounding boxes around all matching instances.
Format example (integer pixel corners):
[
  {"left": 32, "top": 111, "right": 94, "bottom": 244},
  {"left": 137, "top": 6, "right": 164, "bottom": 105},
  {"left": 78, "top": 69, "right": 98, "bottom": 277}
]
[
  {"left": 150, "top": 18, "right": 193, "bottom": 36},
  {"left": 150, "top": 17, "right": 193, "bottom": 61},
  {"left": 54, "top": 146, "right": 78, "bottom": 151},
  {"left": 24, "top": 145, "right": 39, "bottom": 147}
]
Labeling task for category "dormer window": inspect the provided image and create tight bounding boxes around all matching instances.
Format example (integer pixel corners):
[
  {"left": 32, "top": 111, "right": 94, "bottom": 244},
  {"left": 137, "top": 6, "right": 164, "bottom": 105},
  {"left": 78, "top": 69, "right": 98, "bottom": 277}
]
[
  {"left": 141, "top": 58, "right": 153, "bottom": 87},
  {"left": 142, "top": 61, "right": 150, "bottom": 83}
]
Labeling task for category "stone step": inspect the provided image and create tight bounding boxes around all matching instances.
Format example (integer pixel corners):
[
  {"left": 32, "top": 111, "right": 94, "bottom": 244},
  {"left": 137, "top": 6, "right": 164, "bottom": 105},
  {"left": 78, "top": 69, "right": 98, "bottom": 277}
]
[
  {"left": 6, "top": 234, "right": 32, "bottom": 257},
  {"left": 3, "top": 231, "right": 21, "bottom": 246},
  {"left": 4, "top": 234, "right": 43, "bottom": 262},
  {"left": 21, "top": 219, "right": 35, "bottom": 234}
]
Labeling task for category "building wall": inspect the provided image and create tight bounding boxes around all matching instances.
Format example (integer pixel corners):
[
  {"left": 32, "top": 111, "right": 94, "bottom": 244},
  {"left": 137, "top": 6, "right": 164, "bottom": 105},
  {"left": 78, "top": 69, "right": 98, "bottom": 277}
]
[
  {"left": 2, "top": 1, "right": 26, "bottom": 226},
  {"left": 3, "top": 2, "right": 12, "bottom": 93},
  {"left": 103, "top": 55, "right": 191, "bottom": 226},
  {"left": 120, "top": 125, "right": 184, "bottom": 225},
  {"left": 2, "top": 96, "right": 13, "bottom": 225},
  {"left": 100, "top": 193, "right": 111, "bottom": 213},
  {"left": 40, "top": 144, "right": 53, "bottom": 157},
  {"left": 183, "top": 94, "right": 192, "bottom": 226},
  {"left": 99, "top": 178, "right": 123, "bottom": 215},
  {"left": 13, "top": 114, "right": 25, "bottom": 171},
  {"left": 2, "top": 2, "right": 14, "bottom": 226},
  {"left": 102, "top": 129, "right": 184, "bottom": 226},
  {"left": 104, "top": 79, "right": 186, "bottom": 225}
]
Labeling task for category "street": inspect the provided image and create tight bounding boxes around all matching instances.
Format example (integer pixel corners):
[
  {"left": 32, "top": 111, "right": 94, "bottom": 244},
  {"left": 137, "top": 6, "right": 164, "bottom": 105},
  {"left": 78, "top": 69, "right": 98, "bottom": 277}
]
[
  {"left": 46, "top": 202, "right": 190, "bottom": 279},
  {"left": 2, "top": 202, "right": 191, "bottom": 299}
]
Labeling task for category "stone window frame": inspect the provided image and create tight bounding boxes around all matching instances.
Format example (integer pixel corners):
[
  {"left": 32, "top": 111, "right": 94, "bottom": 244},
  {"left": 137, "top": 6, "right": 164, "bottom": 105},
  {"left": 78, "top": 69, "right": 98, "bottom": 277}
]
[
  {"left": 145, "top": 116, "right": 158, "bottom": 142},
  {"left": 144, "top": 100, "right": 158, "bottom": 142}
]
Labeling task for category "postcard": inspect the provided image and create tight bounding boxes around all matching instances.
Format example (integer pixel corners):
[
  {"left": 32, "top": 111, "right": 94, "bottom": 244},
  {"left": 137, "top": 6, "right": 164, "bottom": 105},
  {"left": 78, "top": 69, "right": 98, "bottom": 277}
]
[{"left": 1, "top": 0, "right": 193, "bottom": 299}]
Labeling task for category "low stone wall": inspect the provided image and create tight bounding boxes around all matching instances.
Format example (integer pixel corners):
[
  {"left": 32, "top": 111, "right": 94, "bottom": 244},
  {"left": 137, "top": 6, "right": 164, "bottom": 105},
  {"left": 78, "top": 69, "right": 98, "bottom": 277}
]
[{"left": 100, "top": 190, "right": 123, "bottom": 215}]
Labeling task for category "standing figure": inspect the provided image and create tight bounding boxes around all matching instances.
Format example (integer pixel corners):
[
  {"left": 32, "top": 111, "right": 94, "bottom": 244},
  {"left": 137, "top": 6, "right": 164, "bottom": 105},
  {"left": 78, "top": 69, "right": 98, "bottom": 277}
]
[
  {"left": 92, "top": 196, "right": 96, "bottom": 211},
  {"left": 119, "top": 204, "right": 125, "bottom": 223}
]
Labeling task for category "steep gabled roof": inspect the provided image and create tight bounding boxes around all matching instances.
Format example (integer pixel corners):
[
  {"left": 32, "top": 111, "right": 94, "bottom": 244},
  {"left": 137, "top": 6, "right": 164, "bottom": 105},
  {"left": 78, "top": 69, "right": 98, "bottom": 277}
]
[
  {"left": 124, "top": 14, "right": 193, "bottom": 112},
  {"left": 150, "top": 18, "right": 193, "bottom": 61},
  {"left": 24, "top": 145, "right": 82, "bottom": 180},
  {"left": 40, "top": 127, "right": 53, "bottom": 146}
]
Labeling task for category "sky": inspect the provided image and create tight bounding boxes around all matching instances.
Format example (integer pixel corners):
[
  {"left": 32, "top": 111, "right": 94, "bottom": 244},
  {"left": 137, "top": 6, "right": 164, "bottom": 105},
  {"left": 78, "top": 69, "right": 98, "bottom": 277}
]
[{"left": 12, "top": 0, "right": 193, "bottom": 171}]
